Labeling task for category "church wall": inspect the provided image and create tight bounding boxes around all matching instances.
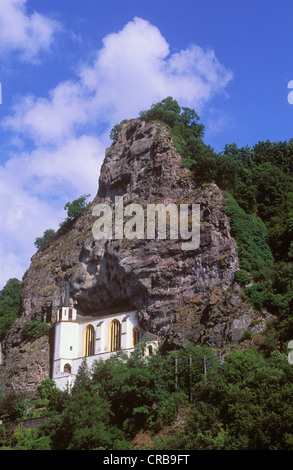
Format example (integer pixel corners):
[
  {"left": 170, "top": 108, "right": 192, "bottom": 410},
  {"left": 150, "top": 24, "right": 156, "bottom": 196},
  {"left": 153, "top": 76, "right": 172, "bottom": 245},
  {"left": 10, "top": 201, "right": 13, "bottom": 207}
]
[
  {"left": 56, "top": 322, "right": 79, "bottom": 359},
  {"left": 52, "top": 310, "right": 142, "bottom": 390}
]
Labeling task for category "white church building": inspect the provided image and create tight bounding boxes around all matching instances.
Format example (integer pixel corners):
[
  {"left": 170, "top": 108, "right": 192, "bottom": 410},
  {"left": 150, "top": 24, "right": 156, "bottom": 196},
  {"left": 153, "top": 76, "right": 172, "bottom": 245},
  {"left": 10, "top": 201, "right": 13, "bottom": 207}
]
[{"left": 52, "top": 286, "right": 158, "bottom": 390}]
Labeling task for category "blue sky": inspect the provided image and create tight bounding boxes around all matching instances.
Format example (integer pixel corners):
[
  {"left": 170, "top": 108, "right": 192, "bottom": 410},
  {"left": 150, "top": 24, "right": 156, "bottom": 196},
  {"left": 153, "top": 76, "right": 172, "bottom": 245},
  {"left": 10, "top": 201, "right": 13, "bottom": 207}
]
[{"left": 0, "top": 0, "right": 293, "bottom": 288}]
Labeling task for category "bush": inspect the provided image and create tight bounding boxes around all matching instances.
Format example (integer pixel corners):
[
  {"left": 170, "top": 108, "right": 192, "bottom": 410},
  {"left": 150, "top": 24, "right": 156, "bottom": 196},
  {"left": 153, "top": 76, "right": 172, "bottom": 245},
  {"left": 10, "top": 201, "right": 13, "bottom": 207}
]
[
  {"left": 34, "top": 229, "right": 56, "bottom": 251},
  {"left": 222, "top": 194, "right": 273, "bottom": 272},
  {"left": 110, "top": 119, "right": 129, "bottom": 141},
  {"left": 140, "top": 96, "right": 205, "bottom": 139},
  {"left": 0, "top": 278, "right": 22, "bottom": 341},
  {"left": 241, "top": 328, "right": 253, "bottom": 341},
  {"left": 63, "top": 194, "right": 90, "bottom": 221},
  {"left": 234, "top": 270, "right": 251, "bottom": 286},
  {"left": 22, "top": 313, "right": 50, "bottom": 340},
  {"left": 140, "top": 96, "right": 182, "bottom": 127},
  {"left": 34, "top": 194, "right": 91, "bottom": 249}
]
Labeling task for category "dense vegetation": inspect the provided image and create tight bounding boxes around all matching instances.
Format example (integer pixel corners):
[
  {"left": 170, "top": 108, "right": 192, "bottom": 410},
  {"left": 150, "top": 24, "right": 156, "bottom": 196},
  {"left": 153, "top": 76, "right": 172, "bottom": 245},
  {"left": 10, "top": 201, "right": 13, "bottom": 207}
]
[
  {"left": 1, "top": 344, "right": 293, "bottom": 450},
  {"left": 0, "top": 97, "right": 293, "bottom": 450},
  {"left": 0, "top": 278, "right": 22, "bottom": 342}
]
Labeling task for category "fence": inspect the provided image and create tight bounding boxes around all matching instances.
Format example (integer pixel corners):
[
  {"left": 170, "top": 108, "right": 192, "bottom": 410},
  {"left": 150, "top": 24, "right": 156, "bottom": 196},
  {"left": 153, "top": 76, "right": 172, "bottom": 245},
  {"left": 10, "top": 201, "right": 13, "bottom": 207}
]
[{"left": 166, "top": 351, "right": 224, "bottom": 402}]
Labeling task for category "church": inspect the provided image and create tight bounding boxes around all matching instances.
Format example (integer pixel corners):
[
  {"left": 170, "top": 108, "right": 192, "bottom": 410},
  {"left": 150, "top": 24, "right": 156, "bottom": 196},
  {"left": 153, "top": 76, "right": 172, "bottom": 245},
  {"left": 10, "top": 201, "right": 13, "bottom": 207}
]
[{"left": 52, "top": 285, "right": 158, "bottom": 390}]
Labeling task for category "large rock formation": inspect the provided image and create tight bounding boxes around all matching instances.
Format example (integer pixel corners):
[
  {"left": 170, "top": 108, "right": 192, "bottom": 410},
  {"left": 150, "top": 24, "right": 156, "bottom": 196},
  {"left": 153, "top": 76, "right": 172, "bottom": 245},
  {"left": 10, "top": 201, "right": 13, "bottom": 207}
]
[{"left": 1, "top": 118, "right": 263, "bottom": 392}]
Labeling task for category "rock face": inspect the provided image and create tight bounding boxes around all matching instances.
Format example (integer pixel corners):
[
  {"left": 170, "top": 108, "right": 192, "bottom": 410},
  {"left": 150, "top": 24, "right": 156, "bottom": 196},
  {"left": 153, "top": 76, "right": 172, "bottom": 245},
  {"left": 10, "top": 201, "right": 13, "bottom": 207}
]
[{"left": 1, "top": 118, "right": 259, "bottom": 392}]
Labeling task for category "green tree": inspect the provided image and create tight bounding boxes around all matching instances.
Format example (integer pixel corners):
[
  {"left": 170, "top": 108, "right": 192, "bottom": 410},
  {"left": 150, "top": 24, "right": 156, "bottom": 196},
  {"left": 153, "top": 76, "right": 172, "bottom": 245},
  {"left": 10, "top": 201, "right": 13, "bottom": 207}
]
[
  {"left": 110, "top": 119, "right": 129, "bottom": 141},
  {"left": 33, "top": 378, "right": 65, "bottom": 414},
  {"left": 64, "top": 194, "right": 90, "bottom": 221},
  {"left": 40, "top": 360, "right": 130, "bottom": 450},
  {"left": 140, "top": 96, "right": 182, "bottom": 127},
  {"left": 0, "top": 278, "right": 22, "bottom": 341},
  {"left": 34, "top": 228, "right": 56, "bottom": 251},
  {"left": 159, "top": 348, "right": 293, "bottom": 450},
  {"left": 14, "top": 427, "right": 51, "bottom": 450},
  {"left": 49, "top": 391, "right": 125, "bottom": 450},
  {"left": 222, "top": 193, "right": 273, "bottom": 272},
  {"left": 58, "top": 194, "right": 91, "bottom": 235},
  {"left": 22, "top": 312, "right": 50, "bottom": 340},
  {"left": 71, "top": 358, "right": 92, "bottom": 394}
]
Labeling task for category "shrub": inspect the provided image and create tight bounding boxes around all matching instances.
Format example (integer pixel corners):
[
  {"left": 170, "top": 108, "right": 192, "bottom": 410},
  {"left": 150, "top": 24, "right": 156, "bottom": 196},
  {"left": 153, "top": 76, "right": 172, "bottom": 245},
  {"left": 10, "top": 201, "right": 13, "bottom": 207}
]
[
  {"left": 0, "top": 278, "right": 22, "bottom": 341},
  {"left": 110, "top": 119, "right": 129, "bottom": 141},
  {"left": 234, "top": 270, "right": 251, "bottom": 286},
  {"left": 22, "top": 313, "right": 50, "bottom": 340},
  {"left": 222, "top": 194, "right": 273, "bottom": 272},
  {"left": 241, "top": 328, "right": 253, "bottom": 341},
  {"left": 34, "top": 194, "right": 91, "bottom": 249},
  {"left": 34, "top": 229, "right": 56, "bottom": 251}
]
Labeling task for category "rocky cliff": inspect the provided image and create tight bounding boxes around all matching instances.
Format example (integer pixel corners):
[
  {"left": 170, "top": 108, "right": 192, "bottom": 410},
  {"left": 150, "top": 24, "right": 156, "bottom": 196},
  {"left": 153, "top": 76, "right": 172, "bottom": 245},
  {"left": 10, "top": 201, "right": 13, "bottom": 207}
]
[{"left": 1, "top": 118, "right": 264, "bottom": 392}]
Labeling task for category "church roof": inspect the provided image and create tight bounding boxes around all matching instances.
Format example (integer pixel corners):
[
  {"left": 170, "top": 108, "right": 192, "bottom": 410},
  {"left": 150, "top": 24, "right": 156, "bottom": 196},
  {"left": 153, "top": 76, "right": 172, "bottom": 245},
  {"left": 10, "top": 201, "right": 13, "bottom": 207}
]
[{"left": 140, "top": 331, "right": 158, "bottom": 342}]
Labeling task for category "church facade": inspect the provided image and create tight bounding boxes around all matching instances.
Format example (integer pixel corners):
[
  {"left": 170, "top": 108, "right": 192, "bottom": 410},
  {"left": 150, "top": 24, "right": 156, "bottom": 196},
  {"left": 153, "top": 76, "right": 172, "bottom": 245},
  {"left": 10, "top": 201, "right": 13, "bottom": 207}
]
[{"left": 52, "top": 290, "right": 158, "bottom": 390}]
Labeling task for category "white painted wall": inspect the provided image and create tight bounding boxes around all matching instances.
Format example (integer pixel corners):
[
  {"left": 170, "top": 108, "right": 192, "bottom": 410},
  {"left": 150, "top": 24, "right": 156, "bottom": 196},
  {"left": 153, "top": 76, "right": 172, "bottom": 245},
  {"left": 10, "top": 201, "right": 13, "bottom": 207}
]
[{"left": 52, "top": 310, "right": 142, "bottom": 390}]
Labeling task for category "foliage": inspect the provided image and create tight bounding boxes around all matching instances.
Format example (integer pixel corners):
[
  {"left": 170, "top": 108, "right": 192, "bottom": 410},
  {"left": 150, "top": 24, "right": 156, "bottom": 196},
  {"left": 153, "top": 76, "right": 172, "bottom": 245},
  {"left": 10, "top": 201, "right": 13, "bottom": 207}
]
[
  {"left": 34, "top": 194, "right": 90, "bottom": 250},
  {"left": 110, "top": 119, "right": 129, "bottom": 141},
  {"left": 155, "top": 348, "right": 293, "bottom": 450},
  {"left": 22, "top": 312, "right": 50, "bottom": 340},
  {"left": 71, "top": 357, "right": 92, "bottom": 394},
  {"left": 47, "top": 390, "right": 128, "bottom": 450},
  {"left": 0, "top": 390, "right": 28, "bottom": 422},
  {"left": 0, "top": 278, "right": 22, "bottom": 341},
  {"left": 34, "top": 229, "right": 56, "bottom": 251},
  {"left": 140, "top": 96, "right": 205, "bottom": 144},
  {"left": 91, "top": 350, "right": 176, "bottom": 437},
  {"left": 234, "top": 270, "right": 251, "bottom": 286},
  {"left": 64, "top": 193, "right": 91, "bottom": 220},
  {"left": 222, "top": 193, "right": 274, "bottom": 272},
  {"left": 1, "top": 344, "right": 293, "bottom": 450},
  {"left": 58, "top": 193, "right": 90, "bottom": 235},
  {"left": 33, "top": 378, "right": 65, "bottom": 413},
  {"left": 140, "top": 97, "right": 203, "bottom": 133}
]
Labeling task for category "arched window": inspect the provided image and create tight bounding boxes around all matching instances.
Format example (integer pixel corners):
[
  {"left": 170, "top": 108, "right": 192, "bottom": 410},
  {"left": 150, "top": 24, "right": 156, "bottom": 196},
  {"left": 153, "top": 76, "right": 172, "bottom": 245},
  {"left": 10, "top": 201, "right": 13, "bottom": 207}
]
[
  {"left": 109, "top": 320, "right": 121, "bottom": 352},
  {"left": 132, "top": 327, "right": 140, "bottom": 347},
  {"left": 148, "top": 345, "right": 153, "bottom": 356},
  {"left": 64, "top": 363, "right": 71, "bottom": 374},
  {"left": 83, "top": 324, "right": 95, "bottom": 357}
]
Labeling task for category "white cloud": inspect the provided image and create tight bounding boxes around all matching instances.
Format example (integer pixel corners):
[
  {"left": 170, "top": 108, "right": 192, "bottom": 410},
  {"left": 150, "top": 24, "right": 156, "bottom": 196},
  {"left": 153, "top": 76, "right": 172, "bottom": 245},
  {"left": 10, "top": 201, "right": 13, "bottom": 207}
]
[
  {"left": 5, "top": 17, "right": 233, "bottom": 142},
  {"left": 0, "top": 134, "right": 105, "bottom": 288},
  {"left": 0, "top": 166, "right": 64, "bottom": 288},
  {"left": 0, "top": 17, "right": 233, "bottom": 288},
  {"left": 7, "top": 135, "right": 104, "bottom": 196},
  {"left": 82, "top": 17, "right": 233, "bottom": 120},
  {"left": 4, "top": 81, "right": 93, "bottom": 145},
  {"left": 0, "top": 0, "right": 61, "bottom": 62}
]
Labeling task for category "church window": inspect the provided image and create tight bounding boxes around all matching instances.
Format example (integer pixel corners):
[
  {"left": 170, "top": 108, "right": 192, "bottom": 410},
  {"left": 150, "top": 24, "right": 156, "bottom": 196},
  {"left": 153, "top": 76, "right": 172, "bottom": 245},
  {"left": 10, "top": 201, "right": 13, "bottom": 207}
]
[
  {"left": 69, "top": 308, "right": 73, "bottom": 320},
  {"left": 148, "top": 345, "right": 153, "bottom": 356},
  {"left": 132, "top": 327, "right": 140, "bottom": 347},
  {"left": 83, "top": 324, "right": 95, "bottom": 357},
  {"left": 109, "top": 319, "right": 121, "bottom": 352},
  {"left": 64, "top": 363, "right": 71, "bottom": 374}
]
